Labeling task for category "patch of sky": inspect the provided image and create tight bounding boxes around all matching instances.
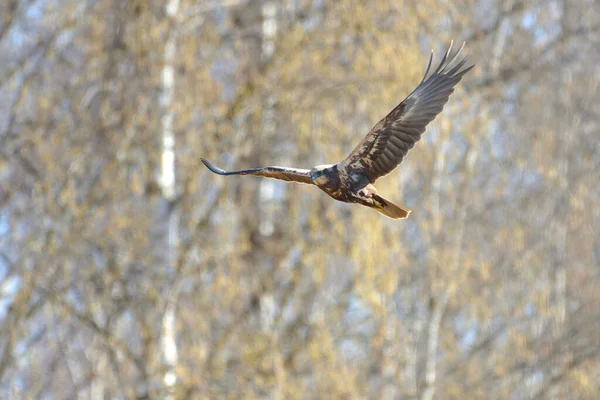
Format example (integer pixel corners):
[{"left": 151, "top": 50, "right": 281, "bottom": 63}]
[
  {"left": 423, "top": 121, "right": 440, "bottom": 147},
  {"left": 0, "top": 297, "right": 11, "bottom": 322},
  {"left": 532, "top": 2, "right": 563, "bottom": 47},
  {"left": 506, "top": 168, "right": 542, "bottom": 201},
  {"left": 300, "top": 0, "right": 324, "bottom": 31},
  {"left": 390, "top": 286, "right": 421, "bottom": 321},
  {"left": 489, "top": 119, "right": 507, "bottom": 160},
  {"left": 65, "top": 287, "right": 86, "bottom": 313},
  {"left": 453, "top": 308, "right": 478, "bottom": 352},
  {"left": 403, "top": 219, "right": 426, "bottom": 261},
  {"left": 521, "top": 11, "right": 536, "bottom": 30},
  {"left": 1, "top": 274, "right": 21, "bottom": 296},
  {"left": 346, "top": 293, "right": 375, "bottom": 336},
  {"left": 211, "top": 3, "right": 228, "bottom": 32},
  {"left": 201, "top": 267, "right": 215, "bottom": 286},
  {"left": 523, "top": 302, "right": 536, "bottom": 317},
  {"left": 0, "top": 25, "right": 26, "bottom": 63},
  {"left": 211, "top": 52, "right": 239, "bottom": 102},
  {"left": 339, "top": 338, "right": 366, "bottom": 363},
  {"left": 0, "top": 268, "right": 22, "bottom": 321},
  {"left": 14, "top": 316, "right": 47, "bottom": 360},
  {"left": 0, "top": 210, "right": 9, "bottom": 237},
  {"left": 528, "top": 369, "right": 545, "bottom": 390},
  {"left": 460, "top": 327, "right": 477, "bottom": 352},
  {"left": 2, "top": 376, "right": 25, "bottom": 397},
  {"left": 444, "top": 131, "right": 470, "bottom": 174},
  {"left": 260, "top": 179, "right": 286, "bottom": 202},
  {"left": 24, "top": 0, "right": 46, "bottom": 21},
  {"left": 0, "top": 0, "right": 61, "bottom": 63},
  {"left": 0, "top": 261, "right": 6, "bottom": 282}
]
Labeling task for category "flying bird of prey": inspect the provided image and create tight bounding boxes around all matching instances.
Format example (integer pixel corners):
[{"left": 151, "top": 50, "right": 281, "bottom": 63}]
[{"left": 202, "top": 42, "right": 473, "bottom": 219}]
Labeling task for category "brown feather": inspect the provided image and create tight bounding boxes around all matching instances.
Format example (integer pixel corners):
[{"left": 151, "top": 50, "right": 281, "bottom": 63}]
[
  {"left": 339, "top": 41, "right": 474, "bottom": 183},
  {"left": 201, "top": 159, "right": 313, "bottom": 185}
]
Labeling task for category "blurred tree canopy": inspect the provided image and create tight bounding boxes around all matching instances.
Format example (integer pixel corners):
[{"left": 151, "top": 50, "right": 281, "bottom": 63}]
[{"left": 1, "top": 0, "right": 599, "bottom": 398}]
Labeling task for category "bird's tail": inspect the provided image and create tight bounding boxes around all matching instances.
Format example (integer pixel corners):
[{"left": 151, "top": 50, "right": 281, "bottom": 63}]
[{"left": 372, "top": 194, "right": 411, "bottom": 219}]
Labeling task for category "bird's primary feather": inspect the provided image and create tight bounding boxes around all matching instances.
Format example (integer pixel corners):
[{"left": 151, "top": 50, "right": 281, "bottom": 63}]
[
  {"left": 339, "top": 41, "right": 474, "bottom": 183},
  {"left": 201, "top": 158, "right": 313, "bottom": 185}
]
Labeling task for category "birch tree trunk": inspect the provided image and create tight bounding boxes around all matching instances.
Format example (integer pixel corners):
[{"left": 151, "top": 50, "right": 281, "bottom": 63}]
[
  {"left": 258, "top": 0, "right": 279, "bottom": 237},
  {"left": 259, "top": 2, "right": 285, "bottom": 398},
  {"left": 160, "top": 0, "right": 181, "bottom": 396},
  {"left": 422, "top": 129, "right": 479, "bottom": 400}
]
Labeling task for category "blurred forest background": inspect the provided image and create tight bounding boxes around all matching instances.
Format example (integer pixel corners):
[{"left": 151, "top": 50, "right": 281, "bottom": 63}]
[{"left": 1, "top": 0, "right": 599, "bottom": 398}]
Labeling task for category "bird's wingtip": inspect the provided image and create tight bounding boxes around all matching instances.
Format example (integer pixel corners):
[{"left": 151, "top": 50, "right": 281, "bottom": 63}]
[
  {"left": 200, "top": 157, "right": 212, "bottom": 168},
  {"left": 201, "top": 158, "right": 225, "bottom": 175}
]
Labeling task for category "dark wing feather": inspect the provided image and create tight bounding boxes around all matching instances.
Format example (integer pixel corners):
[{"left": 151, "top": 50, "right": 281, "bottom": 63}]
[
  {"left": 201, "top": 158, "right": 313, "bottom": 185},
  {"left": 340, "top": 41, "right": 474, "bottom": 183}
]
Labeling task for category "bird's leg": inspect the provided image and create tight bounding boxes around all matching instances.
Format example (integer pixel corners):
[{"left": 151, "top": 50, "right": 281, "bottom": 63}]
[
  {"left": 356, "top": 184, "right": 378, "bottom": 204},
  {"left": 356, "top": 184, "right": 401, "bottom": 215}
]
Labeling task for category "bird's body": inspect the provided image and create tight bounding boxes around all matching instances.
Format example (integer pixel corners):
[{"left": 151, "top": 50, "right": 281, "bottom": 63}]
[
  {"left": 306, "top": 164, "right": 409, "bottom": 218},
  {"left": 202, "top": 42, "right": 474, "bottom": 219}
]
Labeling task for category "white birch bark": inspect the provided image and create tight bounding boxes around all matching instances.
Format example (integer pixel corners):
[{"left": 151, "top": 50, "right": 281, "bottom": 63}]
[
  {"left": 258, "top": 0, "right": 279, "bottom": 237},
  {"left": 160, "top": 0, "right": 181, "bottom": 396},
  {"left": 258, "top": 0, "right": 278, "bottom": 329},
  {"left": 259, "top": 2, "right": 284, "bottom": 398},
  {"left": 421, "top": 144, "right": 477, "bottom": 400}
]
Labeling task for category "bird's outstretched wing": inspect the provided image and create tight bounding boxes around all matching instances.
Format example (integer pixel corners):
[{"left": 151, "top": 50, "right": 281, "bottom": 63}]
[
  {"left": 201, "top": 158, "right": 313, "bottom": 185},
  {"left": 340, "top": 41, "right": 474, "bottom": 183}
]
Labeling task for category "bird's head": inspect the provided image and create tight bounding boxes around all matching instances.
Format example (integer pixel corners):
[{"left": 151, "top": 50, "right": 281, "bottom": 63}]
[{"left": 310, "top": 164, "right": 333, "bottom": 184}]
